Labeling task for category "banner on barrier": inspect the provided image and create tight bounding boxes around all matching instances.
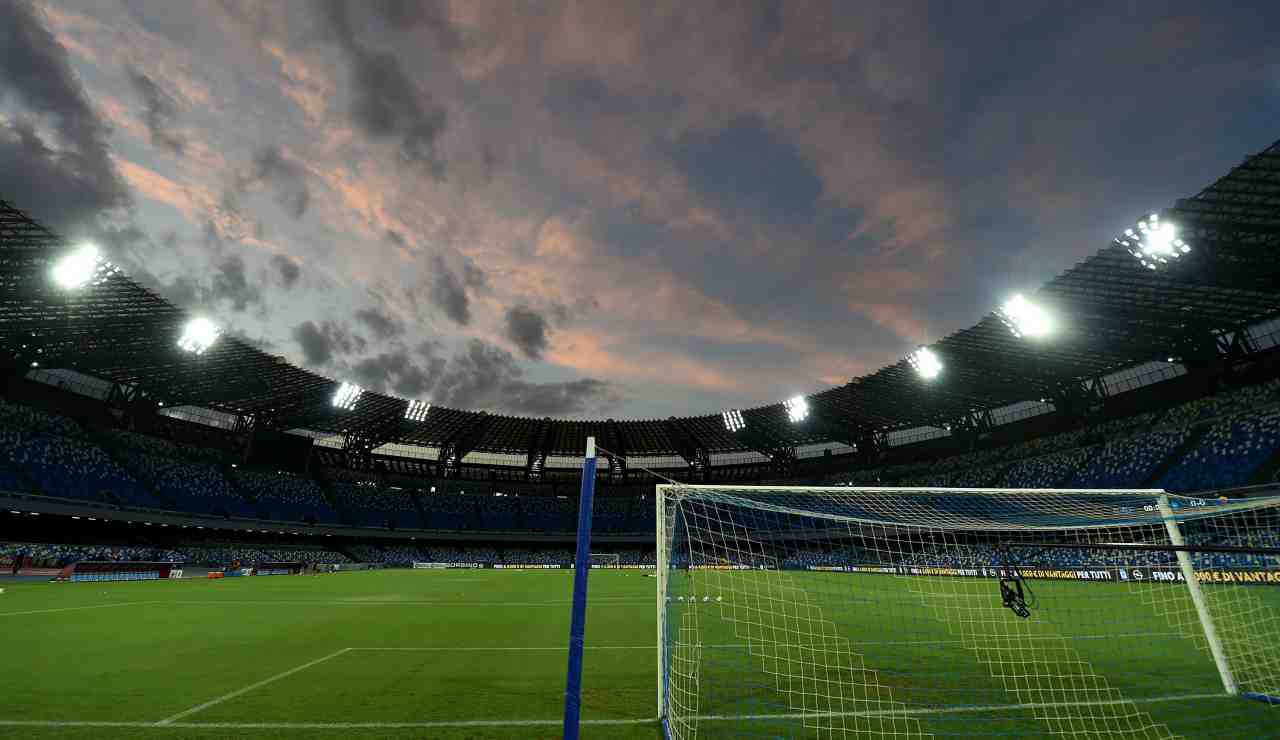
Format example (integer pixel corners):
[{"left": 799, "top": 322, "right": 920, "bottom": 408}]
[{"left": 804, "top": 564, "right": 1280, "bottom": 584}]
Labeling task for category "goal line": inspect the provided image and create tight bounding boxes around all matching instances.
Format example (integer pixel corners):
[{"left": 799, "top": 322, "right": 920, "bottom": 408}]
[{"left": 0, "top": 691, "right": 1230, "bottom": 731}]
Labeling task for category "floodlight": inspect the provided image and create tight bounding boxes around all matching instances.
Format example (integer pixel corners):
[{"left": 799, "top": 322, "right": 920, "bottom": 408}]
[
  {"left": 177, "top": 317, "right": 221, "bottom": 355},
  {"left": 908, "top": 347, "right": 942, "bottom": 380},
  {"left": 783, "top": 395, "right": 809, "bottom": 423},
  {"left": 722, "top": 408, "right": 746, "bottom": 432},
  {"left": 404, "top": 399, "right": 430, "bottom": 421},
  {"left": 332, "top": 381, "right": 363, "bottom": 410},
  {"left": 998, "top": 294, "right": 1053, "bottom": 338},
  {"left": 1114, "top": 213, "right": 1189, "bottom": 270},
  {"left": 52, "top": 243, "right": 116, "bottom": 290}
]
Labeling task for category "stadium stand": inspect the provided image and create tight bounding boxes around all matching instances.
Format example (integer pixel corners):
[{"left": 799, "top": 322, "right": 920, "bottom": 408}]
[
  {"left": 328, "top": 479, "right": 423, "bottom": 529},
  {"left": 5, "top": 429, "right": 162, "bottom": 509},
  {"left": 110, "top": 435, "right": 256, "bottom": 519},
  {"left": 5, "top": 377, "right": 1280, "bottom": 538},
  {"left": 230, "top": 469, "right": 338, "bottom": 524}
]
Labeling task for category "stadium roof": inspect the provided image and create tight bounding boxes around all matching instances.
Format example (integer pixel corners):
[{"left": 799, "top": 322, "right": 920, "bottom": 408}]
[{"left": 2, "top": 140, "right": 1279, "bottom": 461}]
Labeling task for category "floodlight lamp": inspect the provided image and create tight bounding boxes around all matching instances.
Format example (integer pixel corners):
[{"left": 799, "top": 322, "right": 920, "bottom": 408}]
[
  {"left": 1113, "top": 213, "right": 1189, "bottom": 269},
  {"left": 404, "top": 399, "right": 431, "bottom": 422},
  {"left": 784, "top": 395, "right": 809, "bottom": 423},
  {"left": 332, "top": 381, "right": 363, "bottom": 410},
  {"left": 722, "top": 408, "right": 746, "bottom": 433},
  {"left": 999, "top": 294, "right": 1053, "bottom": 338},
  {"left": 177, "top": 317, "right": 221, "bottom": 355},
  {"left": 908, "top": 347, "right": 942, "bottom": 379},
  {"left": 52, "top": 243, "right": 113, "bottom": 290}
]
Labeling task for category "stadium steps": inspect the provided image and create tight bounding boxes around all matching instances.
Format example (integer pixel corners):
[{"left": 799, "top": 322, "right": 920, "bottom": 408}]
[
  {"left": 312, "top": 475, "right": 355, "bottom": 526},
  {"left": 222, "top": 467, "right": 268, "bottom": 518},
  {"left": 1246, "top": 443, "right": 1280, "bottom": 486},
  {"left": 1141, "top": 424, "right": 1213, "bottom": 488},
  {"left": 980, "top": 461, "right": 1016, "bottom": 487},
  {"left": 0, "top": 461, "right": 43, "bottom": 496},
  {"left": 84, "top": 425, "right": 179, "bottom": 510},
  {"left": 407, "top": 489, "right": 430, "bottom": 529}
]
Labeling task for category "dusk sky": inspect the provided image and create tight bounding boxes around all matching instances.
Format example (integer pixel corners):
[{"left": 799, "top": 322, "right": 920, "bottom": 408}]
[{"left": 2, "top": 1, "right": 1278, "bottom": 420}]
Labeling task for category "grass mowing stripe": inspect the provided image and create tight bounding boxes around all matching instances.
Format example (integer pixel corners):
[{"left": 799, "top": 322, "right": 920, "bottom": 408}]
[
  {"left": 0, "top": 692, "right": 1228, "bottom": 730},
  {"left": 156, "top": 648, "right": 352, "bottom": 725}
]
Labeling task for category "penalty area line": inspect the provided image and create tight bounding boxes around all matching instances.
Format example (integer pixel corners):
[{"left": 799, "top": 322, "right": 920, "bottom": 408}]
[
  {"left": 155, "top": 648, "right": 352, "bottom": 725},
  {"left": 0, "top": 601, "right": 157, "bottom": 617}
]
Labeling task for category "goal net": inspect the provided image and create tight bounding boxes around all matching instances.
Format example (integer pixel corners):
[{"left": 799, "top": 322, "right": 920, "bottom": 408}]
[
  {"left": 590, "top": 552, "right": 621, "bottom": 569},
  {"left": 656, "top": 485, "right": 1280, "bottom": 739}
]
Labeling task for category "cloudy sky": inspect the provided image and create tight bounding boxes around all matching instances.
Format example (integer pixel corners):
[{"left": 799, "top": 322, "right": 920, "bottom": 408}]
[{"left": 2, "top": 1, "right": 1278, "bottom": 419}]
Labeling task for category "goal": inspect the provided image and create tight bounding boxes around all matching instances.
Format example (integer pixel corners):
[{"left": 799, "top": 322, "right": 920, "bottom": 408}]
[
  {"left": 656, "top": 485, "right": 1280, "bottom": 739},
  {"left": 589, "top": 552, "right": 621, "bottom": 569}
]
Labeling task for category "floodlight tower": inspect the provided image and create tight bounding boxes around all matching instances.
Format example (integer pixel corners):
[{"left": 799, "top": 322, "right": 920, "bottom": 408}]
[
  {"left": 178, "top": 317, "right": 221, "bottom": 355},
  {"left": 1115, "top": 212, "right": 1190, "bottom": 270},
  {"left": 332, "top": 382, "right": 364, "bottom": 410},
  {"left": 51, "top": 243, "right": 118, "bottom": 290},
  {"left": 998, "top": 294, "right": 1053, "bottom": 339},
  {"left": 908, "top": 347, "right": 942, "bottom": 379},
  {"left": 783, "top": 395, "right": 809, "bottom": 423},
  {"left": 34, "top": 243, "right": 122, "bottom": 373},
  {"left": 404, "top": 399, "right": 431, "bottom": 422}
]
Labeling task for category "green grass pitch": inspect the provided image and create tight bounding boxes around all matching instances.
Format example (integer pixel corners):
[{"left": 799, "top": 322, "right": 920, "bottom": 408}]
[{"left": 1, "top": 569, "right": 1276, "bottom": 738}]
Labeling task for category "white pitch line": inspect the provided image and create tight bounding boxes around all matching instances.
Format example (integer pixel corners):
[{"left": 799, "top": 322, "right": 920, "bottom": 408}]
[
  {"left": 352, "top": 646, "right": 658, "bottom": 652},
  {"left": 156, "top": 648, "right": 352, "bottom": 725},
  {"left": 154, "top": 599, "right": 651, "bottom": 607},
  {"left": 0, "top": 601, "right": 155, "bottom": 617},
  {"left": 0, "top": 693, "right": 1233, "bottom": 731},
  {"left": 351, "top": 644, "right": 755, "bottom": 652},
  {"left": 687, "top": 692, "right": 1230, "bottom": 721},
  {"left": 0, "top": 718, "right": 655, "bottom": 729}
]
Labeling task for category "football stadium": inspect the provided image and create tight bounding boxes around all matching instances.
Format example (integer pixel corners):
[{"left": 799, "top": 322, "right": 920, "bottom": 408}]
[{"left": 3, "top": 3, "right": 1280, "bottom": 739}]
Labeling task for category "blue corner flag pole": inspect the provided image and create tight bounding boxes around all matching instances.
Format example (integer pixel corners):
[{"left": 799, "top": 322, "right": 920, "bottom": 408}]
[{"left": 563, "top": 436, "right": 597, "bottom": 740}]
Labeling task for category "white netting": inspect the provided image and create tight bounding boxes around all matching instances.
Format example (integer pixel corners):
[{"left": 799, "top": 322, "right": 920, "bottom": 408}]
[
  {"left": 657, "top": 486, "right": 1280, "bottom": 739},
  {"left": 590, "top": 552, "right": 621, "bottom": 568}
]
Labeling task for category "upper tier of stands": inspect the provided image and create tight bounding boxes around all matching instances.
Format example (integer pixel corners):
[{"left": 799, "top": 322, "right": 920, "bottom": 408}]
[
  {"left": 831, "top": 380, "right": 1280, "bottom": 493},
  {"left": 4, "top": 379, "right": 1280, "bottom": 534}
]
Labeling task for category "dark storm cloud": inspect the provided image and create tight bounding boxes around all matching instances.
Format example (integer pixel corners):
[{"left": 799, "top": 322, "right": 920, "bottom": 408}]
[
  {"left": 369, "top": 0, "right": 461, "bottom": 52},
  {"left": 344, "top": 338, "right": 616, "bottom": 416},
  {"left": 271, "top": 254, "right": 301, "bottom": 289},
  {"left": 351, "top": 347, "right": 440, "bottom": 398},
  {"left": 463, "top": 261, "right": 487, "bottom": 289},
  {"left": 246, "top": 146, "right": 312, "bottom": 219},
  {"left": 504, "top": 306, "right": 549, "bottom": 359},
  {"left": 318, "top": 0, "right": 449, "bottom": 177},
  {"left": 354, "top": 306, "right": 404, "bottom": 340},
  {"left": 0, "top": 1, "right": 129, "bottom": 233},
  {"left": 209, "top": 254, "right": 262, "bottom": 312},
  {"left": 423, "top": 340, "right": 619, "bottom": 416},
  {"left": 428, "top": 254, "right": 471, "bottom": 326},
  {"left": 672, "top": 115, "right": 821, "bottom": 226},
  {"left": 543, "top": 72, "right": 681, "bottom": 125},
  {"left": 126, "top": 65, "right": 186, "bottom": 156},
  {"left": 291, "top": 319, "right": 366, "bottom": 366},
  {"left": 161, "top": 274, "right": 201, "bottom": 310}
]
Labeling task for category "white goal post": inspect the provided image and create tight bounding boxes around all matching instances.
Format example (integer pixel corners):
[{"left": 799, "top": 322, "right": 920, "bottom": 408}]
[
  {"left": 589, "top": 553, "right": 621, "bottom": 568},
  {"left": 656, "top": 484, "right": 1280, "bottom": 739}
]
